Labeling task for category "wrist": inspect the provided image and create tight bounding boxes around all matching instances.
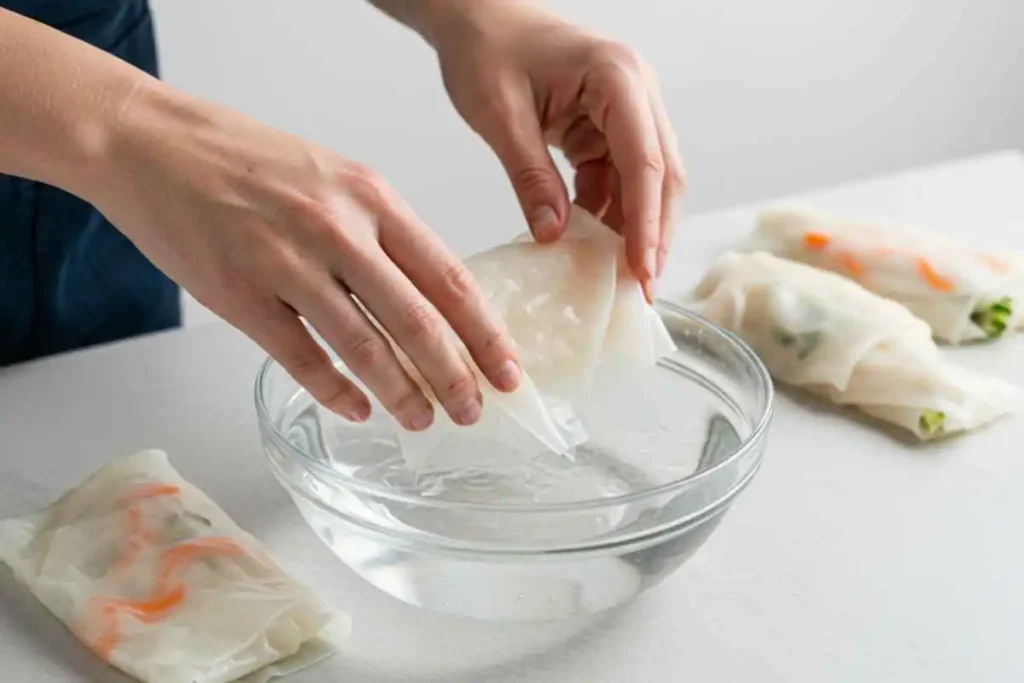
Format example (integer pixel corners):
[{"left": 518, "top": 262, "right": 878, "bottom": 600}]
[
  {"left": 88, "top": 76, "right": 209, "bottom": 225},
  {"left": 373, "top": 0, "right": 548, "bottom": 48},
  {"left": 66, "top": 70, "right": 155, "bottom": 202}
]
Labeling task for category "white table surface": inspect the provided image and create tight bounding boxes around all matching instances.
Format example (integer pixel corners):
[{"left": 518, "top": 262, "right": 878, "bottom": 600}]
[{"left": 2, "top": 150, "right": 1023, "bottom": 682}]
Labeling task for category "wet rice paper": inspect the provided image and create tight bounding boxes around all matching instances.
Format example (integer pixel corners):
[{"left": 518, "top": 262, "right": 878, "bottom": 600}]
[
  {"left": 398, "top": 206, "right": 676, "bottom": 473},
  {"left": 0, "top": 450, "right": 349, "bottom": 683},
  {"left": 682, "top": 252, "right": 1017, "bottom": 439},
  {"left": 746, "top": 206, "right": 1024, "bottom": 343}
]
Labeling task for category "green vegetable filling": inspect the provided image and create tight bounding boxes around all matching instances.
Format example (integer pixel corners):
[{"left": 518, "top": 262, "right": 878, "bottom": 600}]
[
  {"left": 970, "top": 297, "right": 1013, "bottom": 339},
  {"left": 918, "top": 410, "right": 946, "bottom": 437},
  {"left": 772, "top": 327, "right": 822, "bottom": 360}
]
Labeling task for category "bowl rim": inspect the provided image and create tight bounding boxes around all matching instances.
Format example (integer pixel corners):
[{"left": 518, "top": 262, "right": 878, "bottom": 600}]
[{"left": 253, "top": 299, "right": 774, "bottom": 514}]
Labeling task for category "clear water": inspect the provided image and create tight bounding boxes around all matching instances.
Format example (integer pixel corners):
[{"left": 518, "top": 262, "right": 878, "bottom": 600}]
[
  {"left": 281, "top": 361, "right": 742, "bottom": 504},
  {"left": 270, "top": 359, "right": 751, "bottom": 621}
]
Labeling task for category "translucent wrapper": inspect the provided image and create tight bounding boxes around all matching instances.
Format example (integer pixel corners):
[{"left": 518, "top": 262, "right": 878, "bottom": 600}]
[
  {"left": 398, "top": 206, "right": 676, "bottom": 472},
  {"left": 681, "top": 252, "right": 1017, "bottom": 439},
  {"left": 0, "top": 450, "right": 349, "bottom": 683},
  {"left": 746, "top": 206, "right": 1024, "bottom": 343}
]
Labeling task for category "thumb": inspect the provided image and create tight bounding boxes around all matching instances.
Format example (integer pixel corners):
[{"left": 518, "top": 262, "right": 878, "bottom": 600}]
[{"left": 484, "top": 97, "right": 570, "bottom": 243}]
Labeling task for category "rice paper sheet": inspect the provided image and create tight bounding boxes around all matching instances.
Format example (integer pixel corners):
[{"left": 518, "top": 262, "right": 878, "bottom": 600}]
[{"left": 398, "top": 206, "right": 676, "bottom": 472}]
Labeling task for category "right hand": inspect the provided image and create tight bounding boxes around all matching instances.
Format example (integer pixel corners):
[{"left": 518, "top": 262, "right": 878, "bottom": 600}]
[{"left": 88, "top": 79, "right": 522, "bottom": 429}]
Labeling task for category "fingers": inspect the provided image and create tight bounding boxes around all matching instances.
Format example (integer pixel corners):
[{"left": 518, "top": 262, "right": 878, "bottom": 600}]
[
  {"left": 647, "top": 88, "right": 687, "bottom": 278},
  {"left": 283, "top": 272, "right": 440, "bottom": 431},
  {"left": 563, "top": 117, "right": 613, "bottom": 219},
  {"left": 562, "top": 116, "right": 609, "bottom": 167},
  {"left": 603, "top": 167, "right": 626, "bottom": 236},
  {"left": 378, "top": 200, "right": 523, "bottom": 396},
  {"left": 573, "top": 158, "right": 613, "bottom": 220},
  {"left": 580, "top": 58, "right": 664, "bottom": 299},
  {"left": 242, "top": 301, "right": 372, "bottom": 423},
  {"left": 329, "top": 228, "right": 492, "bottom": 428},
  {"left": 481, "top": 84, "right": 570, "bottom": 243}
]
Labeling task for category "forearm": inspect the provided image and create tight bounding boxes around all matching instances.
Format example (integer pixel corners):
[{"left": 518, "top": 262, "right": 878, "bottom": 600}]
[{"left": 0, "top": 8, "right": 148, "bottom": 200}]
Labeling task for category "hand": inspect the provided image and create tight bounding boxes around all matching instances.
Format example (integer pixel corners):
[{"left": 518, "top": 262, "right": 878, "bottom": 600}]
[
  {"left": 429, "top": 2, "right": 686, "bottom": 300},
  {"left": 89, "top": 81, "right": 522, "bottom": 428}
]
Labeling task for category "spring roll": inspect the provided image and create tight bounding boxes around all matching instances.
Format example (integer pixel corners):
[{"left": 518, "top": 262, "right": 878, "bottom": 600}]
[
  {"left": 0, "top": 450, "right": 349, "bottom": 683},
  {"left": 747, "top": 206, "right": 1024, "bottom": 343},
  {"left": 681, "top": 252, "right": 1017, "bottom": 439}
]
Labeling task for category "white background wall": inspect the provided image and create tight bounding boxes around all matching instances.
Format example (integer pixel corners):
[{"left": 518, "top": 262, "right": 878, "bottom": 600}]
[{"left": 148, "top": 0, "right": 1024, "bottom": 326}]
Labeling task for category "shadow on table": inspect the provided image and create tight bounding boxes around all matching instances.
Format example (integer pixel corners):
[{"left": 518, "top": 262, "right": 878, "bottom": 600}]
[
  {"left": 0, "top": 565, "right": 133, "bottom": 682},
  {"left": 315, "top": 603, "right": 629, "bottom": 683}
]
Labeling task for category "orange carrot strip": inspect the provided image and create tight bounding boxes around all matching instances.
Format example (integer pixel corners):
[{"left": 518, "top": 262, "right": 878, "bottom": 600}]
[
  {"left": 113, "top": 584, "right": 187, "bottom": 623},
  {"left": 113, "top": 505, "right": 161, "bottom": 574},
  {"left": 917, "top": 258, "right": 955, "bottom": 292},
  {"left": 87, "top": 537, "right": 245, "bottom": 657},
  {"left": 85, "top": 585, "right": 187, "bottom": 656},
  {"left": 156, "top": 537, "right": 245, "bottom": 593},
  {"left": 118, "top": 484, "right": 181, "bottom": 504},
  {"left": 980, "top": 254, "right": 1010, "bottom": 273},
  {"left": 803, "top": 232, "right": 831, "bottom": 250},
  {"left": 838, "top": 251, "right": 865, "bottom": 277}
]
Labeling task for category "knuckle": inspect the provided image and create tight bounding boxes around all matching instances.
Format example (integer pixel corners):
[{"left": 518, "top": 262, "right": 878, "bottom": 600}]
[
  {"left": 442, "top": 373, "right": 478, "bottom": 405},
  {"left": 285, "top": 349, "right": 329, "bottom": 381},
  {"left": 347, "top": 335, "right": 391, "bottom": 371},
  {"left": 287, "top": 195, "right": 351, "bottom": 251},
  {"left": 339, "top": 162, "right": 391, "bottom": 208},
  {"left": 402, "top": 303, "right": 444, "bottom": 343},
  {"left": 511, "top": 165, "right": 558, "bottom": 194},
  {"left": 640, "top": 151, "right": 666, "bottom": 177},
  {"left": 480, "top": 328, "right": 508, "bottom": 354},
  {"left": 471, "top": 328, "right": 514, "bottom": 368},
  {"left": 318, "top": 380, "right": 356, "bottom": 411},
  {"left": 668, "top": 160, "right": 688, "bottom": 194},
  {"left": 390, "top": 389, "right": 427, "bottom": 417},
  {"left": 441, "top": 262, "right": 477, "bottom": 300},
  {"left": 594, "top": 41, "right": 643, "bottom": 76}
]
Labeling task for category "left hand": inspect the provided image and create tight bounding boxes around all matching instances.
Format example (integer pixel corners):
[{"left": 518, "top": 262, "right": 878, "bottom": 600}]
[{"left": 431, "top": 2, "right": 686, "bottom": 301}]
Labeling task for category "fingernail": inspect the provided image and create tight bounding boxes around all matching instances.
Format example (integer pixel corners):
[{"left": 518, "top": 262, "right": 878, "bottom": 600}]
[
  {"left": 644, "top": 247, "right": 658, "bottom": 279},
  {"left": 530, "top": 206, "right": 559, "bottom": 241},
  {"left": 494, "top": 359, "right": 522, "bottom": 392},
  {"left": 347, "top": 400, "right": 371, "bottom": 423},
  {"left": 406, "top": 407, "right": 434, "bottom": 432},
  {"left": 454, "top": 398, "right": 482, "bottom": 426}
]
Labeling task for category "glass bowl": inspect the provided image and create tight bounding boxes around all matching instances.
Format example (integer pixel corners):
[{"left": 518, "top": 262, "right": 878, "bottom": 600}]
[{"left": 255, "top": 300, "right": 773, "bottom": 623}]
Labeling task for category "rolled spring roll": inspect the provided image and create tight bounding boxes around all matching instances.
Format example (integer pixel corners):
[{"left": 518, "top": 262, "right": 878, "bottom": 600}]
[
  {"left": 0, "top": 450, "right": 349, "bottom": 683},
  {"left": 682, "top": 252, "right": 1017, "bottom": 439},
  {"left": 746, "top": 206, "right": 1024, "bottom": 343}
]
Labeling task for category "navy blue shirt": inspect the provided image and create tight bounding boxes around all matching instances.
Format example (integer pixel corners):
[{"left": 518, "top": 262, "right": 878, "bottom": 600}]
[{"left": 0, "top": 0, "right": 180, "bottom": 365}]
